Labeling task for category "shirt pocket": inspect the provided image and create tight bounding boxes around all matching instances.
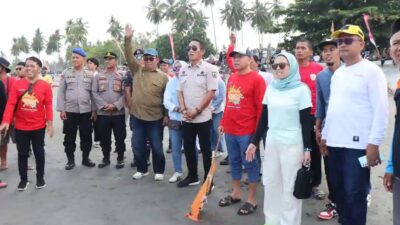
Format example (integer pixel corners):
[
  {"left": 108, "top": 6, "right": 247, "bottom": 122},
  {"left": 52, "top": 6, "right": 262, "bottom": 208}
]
[
  {"left": 195, "top": 75, "right": 207, "bottom": 89},
  {"left": 113, "top": 78, "right": 122, "bottom": 92},
  {"left": 83, "top": 77, "right": 92, "bottom": 91},
  {"left": 66, "top": 78, "right": 76, "bottom": 90},
  {"left": 150, "top": 80, "right": 163, "bottom": 97},
  {"left": 98, "top": 78, "right": 108, "bottom": 92}
]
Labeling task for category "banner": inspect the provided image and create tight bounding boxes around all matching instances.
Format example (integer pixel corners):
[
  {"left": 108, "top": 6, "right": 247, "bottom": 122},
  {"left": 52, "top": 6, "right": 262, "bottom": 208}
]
[{"left": 363, "top": 14, "right": 377, "bottom": 47}]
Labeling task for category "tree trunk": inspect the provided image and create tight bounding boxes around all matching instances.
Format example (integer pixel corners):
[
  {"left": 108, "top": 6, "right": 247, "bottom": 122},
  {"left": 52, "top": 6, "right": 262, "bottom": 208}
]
[{"left": 210, "top": 6, "right": 218, "bottom": 50}]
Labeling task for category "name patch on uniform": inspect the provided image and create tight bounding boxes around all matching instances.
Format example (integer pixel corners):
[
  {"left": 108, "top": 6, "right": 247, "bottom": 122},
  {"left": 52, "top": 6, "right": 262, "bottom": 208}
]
[{"left": 197, "top": 71, "right": 206, "bottom": 77}]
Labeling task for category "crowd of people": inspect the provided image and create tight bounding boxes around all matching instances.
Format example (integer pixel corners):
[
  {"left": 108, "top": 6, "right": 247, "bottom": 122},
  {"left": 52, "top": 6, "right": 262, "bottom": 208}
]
[{"left": 0, "top": 20, "right": 400, "bottom": 225}]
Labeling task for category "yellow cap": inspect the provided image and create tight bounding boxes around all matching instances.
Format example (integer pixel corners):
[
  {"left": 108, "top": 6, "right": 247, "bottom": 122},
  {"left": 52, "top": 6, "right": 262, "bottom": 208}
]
[{"left": 331, "top": 24, "right": 365, "bottom": 40}]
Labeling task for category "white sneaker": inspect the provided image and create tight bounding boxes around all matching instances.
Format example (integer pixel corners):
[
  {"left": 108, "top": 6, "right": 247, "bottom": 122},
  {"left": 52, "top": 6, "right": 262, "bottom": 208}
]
[
  {"left": 367, "top": 194, "right": 372, "bottom": 207},
  {"left": 168, "top": 172, "right": 183, "bottom": 183},
  {"left": 214, "top": 151, "right": 224, "bottom": 158},
  {"left": 93, "top": 142, "right": 100, "bottom": 148},
  {"left": 154, "top": 174, "right": 164, "bottom": 181},
  {"left": 132, "top": 172, "right": 149, "bottom": 180}
]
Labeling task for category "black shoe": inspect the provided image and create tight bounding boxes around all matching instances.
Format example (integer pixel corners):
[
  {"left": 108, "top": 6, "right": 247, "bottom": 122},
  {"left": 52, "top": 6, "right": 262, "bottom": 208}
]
[
  {"left": 116, "top": 160, "right": 125, "bottom": 169},
  {"left": 220, "top": 156, "right": 229, "bottom": 166},
  {"left": 82, "top": 158, "right": 96, "bottom": 168},
  {"left": 177, "top": 176, "right": 200, "bottom": 188},
  {"left": 98, "top": 160, "right": 110, "bottom": 168},
  {"left": 36, "top": 177, "right": 46, "bottom": 189},
  {"left": 17, "top": 180, "right": 29, "bottom": 191},
  {"left": 131, "top": 161, "right": 137, "bottom": 168},
  {"left": 65, "top": 160, "right": 75, "bottom": 170},
  {"left": 166, "top": 148, "right": 172, "bottom": 154}
]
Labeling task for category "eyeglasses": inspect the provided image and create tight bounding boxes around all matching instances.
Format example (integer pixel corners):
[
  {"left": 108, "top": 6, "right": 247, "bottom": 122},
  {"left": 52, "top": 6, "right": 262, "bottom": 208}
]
[
  {"left": 186, "top": 45, "right": 198, "bottom": 52},
  {"left": 144, "top": 57, "right": 155, "bottom": 62},
  {"left": 271, "top": 62, "right": 289, "bottom": 70},
  {"left": 335, "top": 37, "right": 358, "bottom": 46}
]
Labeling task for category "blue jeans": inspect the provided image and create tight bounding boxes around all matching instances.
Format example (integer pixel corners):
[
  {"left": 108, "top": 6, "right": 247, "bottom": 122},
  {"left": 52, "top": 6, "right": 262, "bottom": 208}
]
[
  {"left": 211, "top": 112, "right": 226, "bottom": 152},
  {"left": 131, "top": 115, "right": 165, "bottom": 174},
  {"left": 328, "top": 147, "right": 370, "bottom": 225},
  {"left": 169, "top": 127, "right": 183, "bottom": 173},
  {"left": 225, "top": 133, "right": 260, "bottom": 183}
]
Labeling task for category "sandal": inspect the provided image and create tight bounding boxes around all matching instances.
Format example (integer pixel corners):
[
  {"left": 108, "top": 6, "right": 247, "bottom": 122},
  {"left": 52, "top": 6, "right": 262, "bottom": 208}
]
[
  {"left": 219, "top": 195, "right": 241, "bottom": 207},
  {"left": 237, "top": 202, "right": 257, "bottom": 215}
]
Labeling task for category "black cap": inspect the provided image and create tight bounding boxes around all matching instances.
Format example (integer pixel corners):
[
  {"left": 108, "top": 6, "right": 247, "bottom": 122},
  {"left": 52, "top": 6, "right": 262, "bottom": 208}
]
[
  {"left": 104, "top": 52, "right": 118, "bottom": 59},
  {"left": 87, "top": 57, "right": 99, "bottom": 67},
  {"left": 318, "top": 39, "right": 337, "bottom": 50},
  {"left": 0, "top": 57, "right": 11, "bottom": 73},
  {"left": 391, "top": 19, "right": 400, "bottom": 37},
  {"left": 160, "top": 59, "right": 170, "bottom": 65},
  {"left": 133, "top": 49, "right": 144, "bottom": 56}
]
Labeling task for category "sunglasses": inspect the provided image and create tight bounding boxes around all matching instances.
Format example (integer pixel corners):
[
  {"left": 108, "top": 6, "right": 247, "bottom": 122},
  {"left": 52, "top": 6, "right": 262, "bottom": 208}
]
[
  {"left": 271, "top": 62, "right": 289, "bottom": 70},
  {"left": 186, "top": 45, "right": 199, "bottom": 52},
  {"left": 144, "top": 57, "right": 155, "bottom": 62},
  {"left": 335, "top": 37, "right": 357, "bottom": 46}
]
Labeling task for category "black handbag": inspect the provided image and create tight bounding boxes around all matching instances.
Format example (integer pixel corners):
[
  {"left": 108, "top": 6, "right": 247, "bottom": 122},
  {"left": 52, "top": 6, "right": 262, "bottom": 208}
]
[{"left": 293, "top": 165, "right": 313, "bottom": 199}]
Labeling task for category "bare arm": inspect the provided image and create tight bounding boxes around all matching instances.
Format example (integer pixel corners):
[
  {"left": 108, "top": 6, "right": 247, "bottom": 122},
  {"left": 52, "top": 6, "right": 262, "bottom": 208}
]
[{"left": 124, "top": 24, "right": 141, "bottom": 74}]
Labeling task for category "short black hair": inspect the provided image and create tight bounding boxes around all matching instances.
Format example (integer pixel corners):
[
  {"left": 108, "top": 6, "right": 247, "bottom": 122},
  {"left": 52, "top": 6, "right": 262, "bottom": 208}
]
[
  {"left": 16, "top": 62, "right": 25, "bottom": 67},
  {"left": 190, "top": 38, "right": 205, "bottom": 50},
  {"left": 87, "top": 57, "right": 99, "bottom": 67},
  {"left": 26, "top": 56, "right": 42, "bottom": 68},
  {"left": 252, "top": 55, "right": 260, "bottom": 63},
  {"left": 297, "top": 39, "right": 314, "bottom": 51}
]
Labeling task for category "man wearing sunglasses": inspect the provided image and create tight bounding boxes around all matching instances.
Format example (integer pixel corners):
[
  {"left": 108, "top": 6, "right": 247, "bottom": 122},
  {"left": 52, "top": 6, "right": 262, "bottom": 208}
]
[
  {"left": 92, "top": 52, "right": 126, "bottom": 169},
  {"left": 321, "top": 25, "right": 389, "bottom": 225},
  {"left": 15, "top": 62, "right": 27, "bottom": 79},
  {"left": 384, "top": 18, "right": 400, "bottom": 225},
  {"left": 176, "top": 38, "right": 218, "bottom": 188},
  {"left": 295, "top": 39, "right": 325, "bottom": 200},
  {"left": 315, "top": 39, "right": 341, "bottom": 220},
  {"left": 124, "top": 24, "right": 169, "bottom": 181}
]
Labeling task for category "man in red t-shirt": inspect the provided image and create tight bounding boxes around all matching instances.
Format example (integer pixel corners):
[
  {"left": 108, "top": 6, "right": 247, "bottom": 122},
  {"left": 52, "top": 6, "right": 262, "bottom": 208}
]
[
  {"left": 219, "top": 47, "right": 266, "bottom": 215},
  {"left": 295, "top": 39, "right": 325, "bottom": 200},
  {"left": 0, "top": 57, "right": 16, "bottom": 171}
]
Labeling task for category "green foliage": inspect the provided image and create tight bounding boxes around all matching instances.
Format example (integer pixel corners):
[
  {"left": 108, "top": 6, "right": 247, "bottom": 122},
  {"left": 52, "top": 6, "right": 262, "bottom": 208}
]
[
  {"left": 107, "top": 16, "right": 123, "bottom": 41},
  {"left": 220, "top": 0, "right": 247, "bottom": 32},
  {"left": 11, "top": 36, "right": 30, "bottom": 58},
  {"left": 46, "top": 30, "right": 62, "bottom": 55},
  {"left": 65, "top": 18, "right": 89, "bottom": 47},
  {"left": 280, "top": 0, "right": 400, "bottom": 50},
  {"left": 31, "top": 28, "right": 45, "bottom": 55}
]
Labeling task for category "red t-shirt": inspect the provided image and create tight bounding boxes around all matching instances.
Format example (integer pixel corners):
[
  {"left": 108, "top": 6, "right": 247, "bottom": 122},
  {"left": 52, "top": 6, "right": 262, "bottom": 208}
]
[
  {"left": 2, "top": 76, "right": 17, "bottom": 96},
  {"left": 2, "top": 78, "right": 53, "bottom": 131},
  {"left": 299, "top": 62, "right": 323, "bottom": 115},
  {"left": 220, "top": 71, "right": 266, "bottom": 135}
]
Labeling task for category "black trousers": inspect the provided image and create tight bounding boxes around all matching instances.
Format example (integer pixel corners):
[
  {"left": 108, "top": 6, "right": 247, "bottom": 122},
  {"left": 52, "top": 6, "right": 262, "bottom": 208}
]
[
  {"left": 310, "top": 118, "right": 322, "bottom": 187},
  {"left": 97, "top": 115, "right": 126, "bottom": 161},
  {"left": 324, "top": 155, "right": 335, "bottom": 203},
  {"left": 63, "top": 112, "right": 92, "bottom": 160},
  {"left": 92, "top": 118, "right": 101, "bottom": 142},
  {"left": 182, "top": 120, "right": 212, "bottom": 180},
  {"left": 15, "top": 128, "right": 46, "bottom": 181}
]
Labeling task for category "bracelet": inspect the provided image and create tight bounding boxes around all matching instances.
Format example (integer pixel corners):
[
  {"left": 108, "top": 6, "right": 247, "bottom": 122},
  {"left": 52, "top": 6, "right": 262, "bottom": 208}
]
[{"left": 304, "top": 148, "right": 312, "bottom": 152}]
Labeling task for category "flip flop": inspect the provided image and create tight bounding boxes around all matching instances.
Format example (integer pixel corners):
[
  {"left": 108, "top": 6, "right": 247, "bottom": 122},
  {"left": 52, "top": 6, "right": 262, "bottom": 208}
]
[
  {"left": 238, "top": 202, "right": 257, "bottom": 216},
  {"left": 219, "top": 195, "right": 241, "bottom": 207}
]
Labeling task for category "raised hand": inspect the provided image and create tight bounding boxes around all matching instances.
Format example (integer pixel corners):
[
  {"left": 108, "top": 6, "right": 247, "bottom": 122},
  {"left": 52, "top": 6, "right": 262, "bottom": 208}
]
[{"left": 125, "top": 24, "right": 134, "bottom": 38}]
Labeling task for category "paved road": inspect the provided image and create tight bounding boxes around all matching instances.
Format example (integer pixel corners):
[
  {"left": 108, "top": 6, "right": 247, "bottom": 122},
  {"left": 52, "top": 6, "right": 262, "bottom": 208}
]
[{"left": 0, "top": 62, "right": 398, "bottom": 225}]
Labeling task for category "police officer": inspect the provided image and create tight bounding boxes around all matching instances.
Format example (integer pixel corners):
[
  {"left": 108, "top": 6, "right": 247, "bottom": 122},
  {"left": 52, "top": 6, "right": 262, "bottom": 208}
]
[
  {"left": 57, "top": 48, "right": 96, "bottom": 170},
  {"left": 92, "top": 52, "right": 126, "bottom": 169}
]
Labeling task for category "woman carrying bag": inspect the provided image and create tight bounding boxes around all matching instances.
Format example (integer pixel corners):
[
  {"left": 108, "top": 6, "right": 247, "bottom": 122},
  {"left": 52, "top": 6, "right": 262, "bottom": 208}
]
[
  {"left": 246, "top": 52, "right": 313, "bottom": 225},
  {"left": 0, "top": 56, "right": 53, "bottom": 191}
]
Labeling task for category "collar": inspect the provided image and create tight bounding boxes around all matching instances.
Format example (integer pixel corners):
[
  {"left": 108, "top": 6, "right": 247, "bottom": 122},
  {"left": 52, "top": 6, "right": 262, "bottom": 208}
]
[{"left": 188, "top": 60, "right": 203, "bottom": 68}]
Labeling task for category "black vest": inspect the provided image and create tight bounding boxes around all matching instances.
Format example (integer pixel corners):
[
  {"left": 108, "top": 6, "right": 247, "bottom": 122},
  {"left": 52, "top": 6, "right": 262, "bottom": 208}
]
[{"left": 392, "top": 89, "right": 400, "bottom": 178}]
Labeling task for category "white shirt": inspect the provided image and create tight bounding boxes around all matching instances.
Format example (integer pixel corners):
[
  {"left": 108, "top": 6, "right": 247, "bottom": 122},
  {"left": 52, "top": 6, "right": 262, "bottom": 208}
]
[
  {"left": 322, "top": 59, "right": 389, "bottom": 149},
  {"left": 259, "top": 71, "right": 274, "bottom": 86}
]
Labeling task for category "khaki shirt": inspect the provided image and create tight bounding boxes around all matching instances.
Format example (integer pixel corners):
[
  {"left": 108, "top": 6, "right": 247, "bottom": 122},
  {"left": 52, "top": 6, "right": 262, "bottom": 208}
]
[
  {"left": 92, "top": 71, "right": 125, "bottom": 116},
  {"left": 124, "top": 37, "right": 169, "bottom": 121},
  {"left": 177, "top": 60, "right": 218, "bottom": 123},
  {"left": 56, "top": 68, "right": 95, "bottom": 113}
]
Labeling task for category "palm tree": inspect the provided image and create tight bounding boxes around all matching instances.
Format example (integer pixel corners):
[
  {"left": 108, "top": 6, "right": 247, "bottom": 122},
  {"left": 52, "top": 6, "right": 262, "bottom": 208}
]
[
  {"left": 220, "top": 0, "right": 247, "bottom": 45},
  {"left": 267, "top": 0, "right": 283, "bottom": 18},
  {"left": 201, "top": 0, "right": 218, "bottom": 49},
  {"left": 193, "top": 10, "right": 209, "bottom": 31},
  {"left": 107, "top": 16, "right": 123, "bottom": 41},
  {"left": 11, "top": 38, "right": 20, "bottom": 58},
  {"left": 173, "top": 0, "right": 198, "bottom": 33},
  {"left": 18, "top": 36, "right": 30, "bottom": 54},
  {"left": 247, "top": 0, "right": 273, "bottom": 47},
  {"left": 163, "top": 0, "right": 176, "bottom": 21},
  {"left": 146, "top": 0, "right": 167, "bottom": 36},
  {"left": 65, "top": 18, "right": 89, "bottom": 47},
  {"left": 46, "top": 30, "right": 62, "bottom": 55},
  {"left": 31, "top": 28, "right": 45, "bottom": 57}
]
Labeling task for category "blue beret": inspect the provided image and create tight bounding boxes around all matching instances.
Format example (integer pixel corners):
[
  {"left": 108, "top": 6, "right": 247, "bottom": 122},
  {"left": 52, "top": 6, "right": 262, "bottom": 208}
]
[
  {"left": 72, "top": 48, "right": 86, "bottom": 57},
  {"left": 144, "top": 48, "right": 158, "bottom": 56}
]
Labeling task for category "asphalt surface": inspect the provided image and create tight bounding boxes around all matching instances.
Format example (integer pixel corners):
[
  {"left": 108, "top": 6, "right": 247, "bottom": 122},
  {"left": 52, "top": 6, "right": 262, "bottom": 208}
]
[{"left": 0, "top": 61, "right": 398, "bottom": 225}]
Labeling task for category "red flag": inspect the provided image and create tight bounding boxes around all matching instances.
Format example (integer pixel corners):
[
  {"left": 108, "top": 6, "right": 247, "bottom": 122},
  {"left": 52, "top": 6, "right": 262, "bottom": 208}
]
[
  {"left": 169, "top": 34, "right": 176, "bottom": 60},
  {"left": 363, "top": 14, "right": 377, "bottom": 47}
]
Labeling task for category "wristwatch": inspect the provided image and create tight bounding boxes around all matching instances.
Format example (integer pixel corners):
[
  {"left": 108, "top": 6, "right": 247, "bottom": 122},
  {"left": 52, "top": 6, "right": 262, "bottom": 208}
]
[{"left": 304, "top": 148, "right": 312, "bottom": 152}]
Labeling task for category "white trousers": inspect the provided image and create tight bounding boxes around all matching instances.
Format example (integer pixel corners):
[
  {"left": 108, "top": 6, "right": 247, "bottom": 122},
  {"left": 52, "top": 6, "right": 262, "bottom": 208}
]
[{"left": 263, "top": 139, "right": 303, "bottom": 225}]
